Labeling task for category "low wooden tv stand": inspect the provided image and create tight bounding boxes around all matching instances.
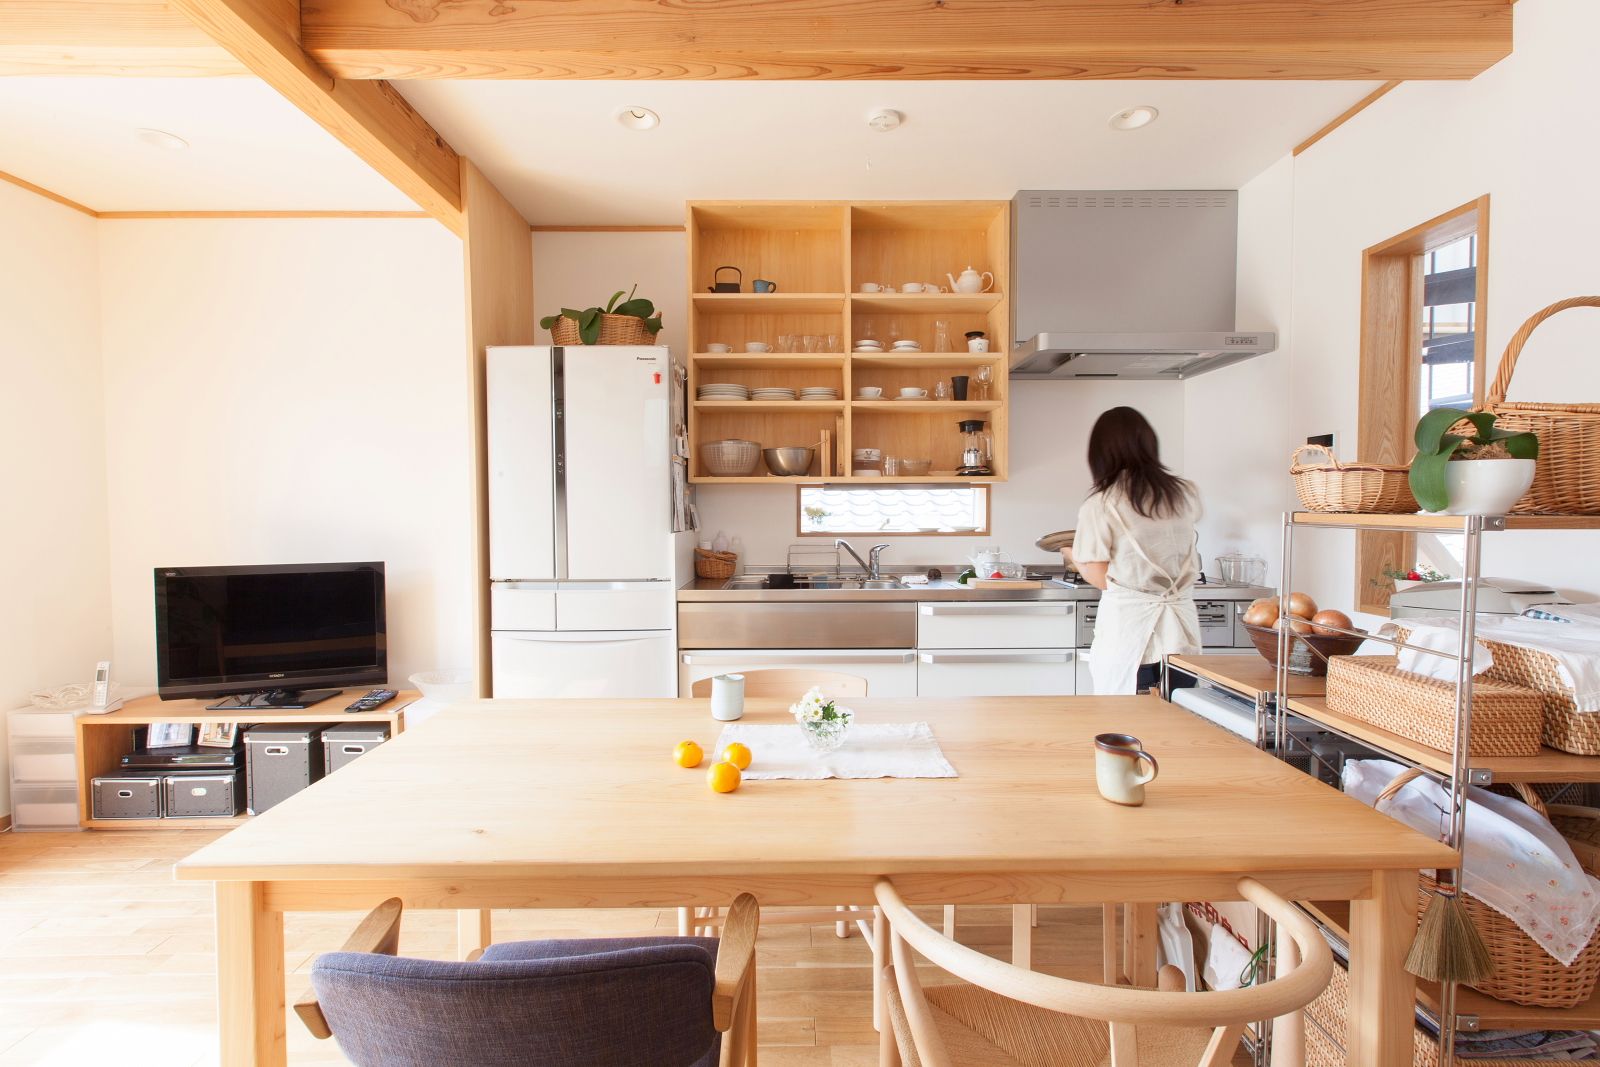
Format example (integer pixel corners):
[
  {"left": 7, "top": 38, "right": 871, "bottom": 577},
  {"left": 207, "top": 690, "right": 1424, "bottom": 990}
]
[{"left": 74, "top": 690, "right": 414, "bottom": 830}]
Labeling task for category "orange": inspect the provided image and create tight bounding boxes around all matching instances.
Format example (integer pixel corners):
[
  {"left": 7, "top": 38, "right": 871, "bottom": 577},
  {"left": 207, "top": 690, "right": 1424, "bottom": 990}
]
[
  {"left": 674, "top": 740, "right": 704, "bottom": 768},
  {"left": 721, "top": 742, "right": 753, "bottom": 770},
  {"left": 706, "top": 761, "right": 742, "bottom": 793}
]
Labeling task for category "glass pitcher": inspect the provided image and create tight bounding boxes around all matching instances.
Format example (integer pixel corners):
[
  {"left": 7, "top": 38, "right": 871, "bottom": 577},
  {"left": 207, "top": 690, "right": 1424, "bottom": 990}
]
[{"left": 957, "top": 419, "right": 993, "bottom": 475}]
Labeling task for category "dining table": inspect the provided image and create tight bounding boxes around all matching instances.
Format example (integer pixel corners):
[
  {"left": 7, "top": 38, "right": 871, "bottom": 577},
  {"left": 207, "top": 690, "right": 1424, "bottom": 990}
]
[{"left": 176, "top": 694, "right": 1457, "bottom": 1066}]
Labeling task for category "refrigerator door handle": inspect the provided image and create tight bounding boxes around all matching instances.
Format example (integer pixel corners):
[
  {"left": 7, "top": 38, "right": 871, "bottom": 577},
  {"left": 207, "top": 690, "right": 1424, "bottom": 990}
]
[
  {"left": 556, "top": 579, "right": 670, "bottom": 591},
  {"left": 552, "top": 345, "right": 569, "bottom": 580},
  {"left": 493, "top": 631, "right": 667, "bottom": 644}
]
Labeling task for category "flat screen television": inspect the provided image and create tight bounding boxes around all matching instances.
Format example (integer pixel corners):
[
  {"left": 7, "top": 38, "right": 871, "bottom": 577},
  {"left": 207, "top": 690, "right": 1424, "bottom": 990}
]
[{"left": 155, "top": 562, "right": 386, "bottom": 707}]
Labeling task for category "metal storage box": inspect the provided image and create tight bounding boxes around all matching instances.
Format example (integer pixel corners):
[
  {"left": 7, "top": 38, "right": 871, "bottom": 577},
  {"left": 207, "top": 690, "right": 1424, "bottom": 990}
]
[
  {"left": 92, "top": 775, "right": 162, "bottom": 819},
  {"left": 244, "top": 724, "right": 326, "bottom": 815},
  {"left": 163, "top": 772, "right": 243, "bottom": 818},
  {"left": 322, "top": 724, "right": 390, "bottom": 774}
]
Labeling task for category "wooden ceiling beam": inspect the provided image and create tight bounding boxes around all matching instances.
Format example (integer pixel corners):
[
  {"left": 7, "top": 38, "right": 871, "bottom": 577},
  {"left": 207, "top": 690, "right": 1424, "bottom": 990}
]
[
  {"left": 0, "top": 1, "right": 247, "bottom": 76},
  {"left": 300, "top": 0, "right": 1513, "bottom": 81},
  {"left": 164, "top": 0, "right": 465, "bottom": 234}
]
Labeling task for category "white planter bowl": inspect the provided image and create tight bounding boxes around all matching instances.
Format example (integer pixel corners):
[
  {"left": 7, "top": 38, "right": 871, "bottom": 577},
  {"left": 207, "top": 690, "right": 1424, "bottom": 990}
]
[{"left": 1433, "top": 458, "right": 1537, "bottom": 515}]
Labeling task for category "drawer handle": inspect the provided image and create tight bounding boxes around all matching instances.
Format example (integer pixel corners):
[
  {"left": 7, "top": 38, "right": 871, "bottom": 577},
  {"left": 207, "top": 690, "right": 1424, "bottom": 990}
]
[
  {"left": 263, "top": 746, "right": 289, "bottom": 756},
  {"left": 919, "top": 603, "right": 1073, "bottom": 617},
  {"left": 919, "top": 652, "right": 1073, "bottom": 665},
  {"left": 682, "top": 653, "right": 915, "bottom": 666},
  {"left": 342, "top": 745, "right": 365, "bottom": 754},
  {"left": 117, "top": 789, "right": 133, "bottom": 798},
  {"left": 190, "top": 787, "right": 208, "bottom": 797}
]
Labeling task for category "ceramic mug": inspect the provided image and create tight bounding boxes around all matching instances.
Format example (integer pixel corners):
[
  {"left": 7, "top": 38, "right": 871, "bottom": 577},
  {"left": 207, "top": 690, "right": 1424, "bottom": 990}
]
[
  {"left": 899, "top": 387, "right": 928, "bottom": 399},
  {"left": 900, "top": 282, "right": 924, "bottom": 293},
  {"left": 753, "top": 279, "right": 779, "bottom": 293},
  {"left": 1093, "top": 733, "right": 1159, "bottom": 806},
  {"left": 857, "top": 387, "right": 884, "bottom": 399},
  {"left": 707, "top": 343, "right": 732, "bottom": 353},
  {"left": 711, "top": 673, "right": 746, "bottom": 721}
]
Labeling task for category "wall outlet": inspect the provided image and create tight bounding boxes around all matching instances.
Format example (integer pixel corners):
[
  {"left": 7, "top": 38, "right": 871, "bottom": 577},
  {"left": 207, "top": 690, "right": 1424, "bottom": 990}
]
[{"left": 1306, "top": 432, "right": 1336, "bottom": 451}]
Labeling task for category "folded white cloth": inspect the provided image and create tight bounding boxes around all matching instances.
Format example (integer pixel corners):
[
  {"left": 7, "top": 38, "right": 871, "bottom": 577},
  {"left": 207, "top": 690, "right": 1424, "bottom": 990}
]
[
  {"left": 1383, "top": 615, "right": 1600, "bottom": 711},
  {"left": 1344, "top": 759, "right": 1600, "bottom": 966},
  {"left": 712, "top": 722, "right": 957, "bottom": 780}
]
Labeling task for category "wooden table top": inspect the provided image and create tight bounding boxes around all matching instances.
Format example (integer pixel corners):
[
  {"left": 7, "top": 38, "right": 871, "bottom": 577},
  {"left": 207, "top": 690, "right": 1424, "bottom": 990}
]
[{"left": 175, "top": 695, "right": 1456, "bottom": 883}]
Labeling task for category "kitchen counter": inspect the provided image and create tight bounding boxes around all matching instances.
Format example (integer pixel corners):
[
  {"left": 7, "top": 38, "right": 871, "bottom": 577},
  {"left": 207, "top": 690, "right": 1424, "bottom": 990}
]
[{"left": 677, "top": 575, "right": 1274, "bottom": 603}]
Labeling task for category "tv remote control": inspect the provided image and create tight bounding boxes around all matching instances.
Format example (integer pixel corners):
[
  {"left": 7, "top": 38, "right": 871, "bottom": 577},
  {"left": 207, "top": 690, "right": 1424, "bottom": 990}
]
[{"left": 345, "top": 689, "right": 398, "bottom": 712}]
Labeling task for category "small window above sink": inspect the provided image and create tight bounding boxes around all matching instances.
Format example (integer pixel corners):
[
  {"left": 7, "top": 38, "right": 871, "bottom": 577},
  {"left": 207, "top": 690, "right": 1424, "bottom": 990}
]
[{"left": 798, "top": 486, "right": 990, "bottom": 537}]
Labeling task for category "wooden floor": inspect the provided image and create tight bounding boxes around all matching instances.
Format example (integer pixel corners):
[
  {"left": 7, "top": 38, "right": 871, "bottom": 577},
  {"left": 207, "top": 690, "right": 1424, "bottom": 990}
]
[{"left": 0, "top": 826, "right": 1246, "bottom": 1065}]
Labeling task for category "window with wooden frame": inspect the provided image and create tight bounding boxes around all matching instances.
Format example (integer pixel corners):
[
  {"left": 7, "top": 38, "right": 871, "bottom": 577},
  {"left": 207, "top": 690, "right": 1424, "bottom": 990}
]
[
  {"left": 1355, "top": 195, "right": 1490, "bottom": 614},
  {"left": 796, "top": 485, "right": 991, "bottom": 536}
]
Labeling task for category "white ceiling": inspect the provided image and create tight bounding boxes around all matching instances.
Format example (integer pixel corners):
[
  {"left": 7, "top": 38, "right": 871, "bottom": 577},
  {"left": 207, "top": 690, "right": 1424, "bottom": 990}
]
[
  {"left": 0, "top": 78, "right": 418, "bottom": 212},
  {"left": 399, "top": 80, "right": 1383, "bottom": 225}
]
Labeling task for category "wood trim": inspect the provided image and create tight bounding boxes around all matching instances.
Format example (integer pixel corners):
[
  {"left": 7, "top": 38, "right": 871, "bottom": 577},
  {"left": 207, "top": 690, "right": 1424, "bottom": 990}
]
[
  {"left": 0, "top": 170, "right": 97, "bottom": 217},
  {"left": 531, "top": 225, "right": 685, "bottom": 233},
  {"left": 1367, "top": 195, "right": 1487, "bottom": 259},
  {"left": 165, "top": 0, "right": 464, "bottom": 235},
  {"left": 0, "top": 814, "right": 11, "bottom": 833},
  {"left": 1293, "top": 81, "right": 1402, "bottom": 156},
  {"left": 299, "top": 0, "right": 1511, "bottom": 81},
  {"left": 96, "top": 210, "right": 430, "bottom": 219},
  {"left": 460, "top": 160, "right": 535, "bottom": 696}
]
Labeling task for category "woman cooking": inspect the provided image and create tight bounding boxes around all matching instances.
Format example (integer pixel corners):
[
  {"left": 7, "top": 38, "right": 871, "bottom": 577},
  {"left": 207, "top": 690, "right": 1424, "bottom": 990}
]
[{"left": 1070, "top": 407, "right": 1202, "bottom": 694}]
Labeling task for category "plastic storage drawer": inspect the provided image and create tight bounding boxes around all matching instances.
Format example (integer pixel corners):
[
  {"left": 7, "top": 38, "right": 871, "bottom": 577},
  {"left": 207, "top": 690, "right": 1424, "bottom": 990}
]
[
  {"left": 245, "top": 724, "right": 326, "bottom": 815},
  {"left": 163, "top": 772, "right": 243, "bottom": 818},
  {"left": 11, "top": 740, "right": 76, "bottom": 783},
  {"left": 12, "top": 785, "right": 80, "bottom": 830},
  {"left": 8, "top": 709, "right": 76, "bottom": 739},
  {"left": 92, "top": 775, "right": 163, "bottom": 819},
  {"left": 322, "top": 724, "right": 390, "bottom": 774}
]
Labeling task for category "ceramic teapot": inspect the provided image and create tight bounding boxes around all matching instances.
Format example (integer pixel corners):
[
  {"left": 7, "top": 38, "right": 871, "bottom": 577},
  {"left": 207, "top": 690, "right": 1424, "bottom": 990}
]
[{"left": 947, "top": 266, "right": 995, "bottom": 294}]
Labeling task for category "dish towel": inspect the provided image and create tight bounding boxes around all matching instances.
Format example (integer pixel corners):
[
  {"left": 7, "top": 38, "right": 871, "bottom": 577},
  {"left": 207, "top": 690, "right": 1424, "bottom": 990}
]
[
  {"left": 712, "top": 722, "right": 958, "bottom": 780},
  {"left": 1383, "top": 615, "right": 1600, "bottom": 711},
  {"left": 1344, "top": 759, "right": 1600, "bottom": 966}
]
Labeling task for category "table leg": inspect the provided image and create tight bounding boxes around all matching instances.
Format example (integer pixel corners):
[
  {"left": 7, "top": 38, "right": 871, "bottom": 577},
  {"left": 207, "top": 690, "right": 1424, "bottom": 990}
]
[
  {"left": 1348, "top": 869, "right": 1418, "bottom": 1065},
  {"left": 1123, "top": 903, "right": 1159, "bottom": 987},
  {"left": 872, "top": 905, "right": 886, "bottom": 1033},
  {"left": 456, "top": 909, "right": 492, "bottom": 960},
  {"left": 1011, "top": 904, "right": 1032, "bottom": 970},
  {"left": 215, "top": 880, "right": 285, "bottom": 1067}
]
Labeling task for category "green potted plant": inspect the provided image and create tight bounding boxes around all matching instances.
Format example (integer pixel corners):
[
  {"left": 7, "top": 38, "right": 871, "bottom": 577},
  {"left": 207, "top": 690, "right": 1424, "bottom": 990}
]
[
  {"left": 540, "top": 285, "right": 664, "bottom": 346},
  {"left": 1408, "top": 407, "right": 1538, "bottom": 515}
]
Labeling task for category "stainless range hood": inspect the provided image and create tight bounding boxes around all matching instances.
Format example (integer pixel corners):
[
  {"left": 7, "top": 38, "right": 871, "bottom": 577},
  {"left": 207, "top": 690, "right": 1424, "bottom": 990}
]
[{"left": 1011, "top": 191, "right": 1276, "bottom": 381}]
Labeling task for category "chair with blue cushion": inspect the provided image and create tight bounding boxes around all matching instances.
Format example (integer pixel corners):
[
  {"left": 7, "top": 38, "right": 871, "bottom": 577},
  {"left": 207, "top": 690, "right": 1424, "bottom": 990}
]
[{"left": 296, "top": 893, "right": 759, "bottom": 1067}]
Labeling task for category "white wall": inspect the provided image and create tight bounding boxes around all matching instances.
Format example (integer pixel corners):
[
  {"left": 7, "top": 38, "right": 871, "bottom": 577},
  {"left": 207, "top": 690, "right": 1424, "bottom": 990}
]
[
  {"left": 1284, "top": 0, "right": 1600, "bottom": 608},
  {"left": 97, "top": 219, "right": 476, "bottom": 690},
  {"left": 0, "top": 183, "right": 112, "bottom": 819}
]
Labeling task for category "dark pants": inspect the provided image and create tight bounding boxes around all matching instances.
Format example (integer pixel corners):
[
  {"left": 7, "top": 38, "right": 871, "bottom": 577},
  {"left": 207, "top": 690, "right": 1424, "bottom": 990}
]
[{"left": 1135, "top": 663, "right": 1162, "bottom": 693}]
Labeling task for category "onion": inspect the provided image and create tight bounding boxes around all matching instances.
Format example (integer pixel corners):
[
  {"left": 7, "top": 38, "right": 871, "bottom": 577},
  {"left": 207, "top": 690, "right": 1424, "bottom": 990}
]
[
  {"left": 1288, "top": 591, "right": 1319, "bottom": 620},
  {"left": 1242, "top": 598, "right": 1279, "bottom": 628},
  {"left": 1279, "top": 617, "right": 1314, "bottom": 635},
  {"left": 1311, "top": 609, "right": 1354, "bottom": 636}
]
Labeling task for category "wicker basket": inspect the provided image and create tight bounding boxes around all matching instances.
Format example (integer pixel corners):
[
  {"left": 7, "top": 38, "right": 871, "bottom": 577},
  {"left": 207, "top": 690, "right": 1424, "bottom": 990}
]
[
  {"left": 1393, "top": 625, "right": 1600, "bottom": 755},
  {"left": 1243, "top": 622, "right": 1367, "bottom": 677},
  {"left": 1549, "top": 803, "right": 1600, "bottom": 877},
  {"left": 549, "top": 312, "right": 654, "bottom": 346},
  {"left": 694, "top": 548, "right": 738, "bottom": 580},
  {"left": 1485, "top": 296, "right": 1600, "bottom": 514},
  {"left": 1289, "top": 444, "right": 1418, "bottom": 513},
  {"left": 1324, "top": 655, "right": 1543, "bottom": 756}
]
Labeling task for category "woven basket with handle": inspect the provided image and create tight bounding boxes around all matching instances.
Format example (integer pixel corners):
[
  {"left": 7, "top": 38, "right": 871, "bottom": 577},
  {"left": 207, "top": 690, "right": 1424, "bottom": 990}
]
[
  {"left": 1373, "top": 767, "right": 1600, "bottom": 1008},
  {"left": 549, "top": 312, "right": 654, "bottom": 346},
  {"left": 1485, "top": 296, "right": 1600, "bottom": 513},
  {"left": 1288, "top": 443, "right": 1417, "bottom": 513}
]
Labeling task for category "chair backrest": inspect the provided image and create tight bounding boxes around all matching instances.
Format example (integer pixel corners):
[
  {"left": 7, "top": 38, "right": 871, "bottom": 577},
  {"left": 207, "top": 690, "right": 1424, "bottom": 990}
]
[
  {"left": 875, "top": 877, "right": 1333, "bottom": 1067},
  {"left": 690, "top": 668, "right": 869, "bottom": 699},
  {"left": 312, "top": 941, "right": 720, "bottom": 1067}
]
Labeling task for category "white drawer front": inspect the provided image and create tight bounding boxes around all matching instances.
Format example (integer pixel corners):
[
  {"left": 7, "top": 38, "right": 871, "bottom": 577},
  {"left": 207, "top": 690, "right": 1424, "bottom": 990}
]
[
  {"left": 918, "top": 601, "right": 1076, "bottom": 649},
  {"left": 679, "top": 650, "right": 918, "bottom": 699},
  {"left": 917, "top": 650, "right": 1076, "bottom": 697},
  {"left": 8, "top": 710, "right": 77, "bottom": 739}
]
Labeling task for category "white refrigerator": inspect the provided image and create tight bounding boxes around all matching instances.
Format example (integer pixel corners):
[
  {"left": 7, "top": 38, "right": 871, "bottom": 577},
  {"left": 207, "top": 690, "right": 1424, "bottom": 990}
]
[{"left": 487, "top": 345, "right": 679, "bottom": 697}]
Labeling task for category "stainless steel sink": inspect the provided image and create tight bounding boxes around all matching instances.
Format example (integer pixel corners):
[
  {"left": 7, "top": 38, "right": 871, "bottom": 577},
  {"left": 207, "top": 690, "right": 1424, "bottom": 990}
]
[{"left": 721, "top": 574, "right": 904, "bottom": 591}]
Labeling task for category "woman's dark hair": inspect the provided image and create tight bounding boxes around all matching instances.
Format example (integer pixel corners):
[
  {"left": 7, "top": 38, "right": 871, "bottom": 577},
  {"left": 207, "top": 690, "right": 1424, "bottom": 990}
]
[{"left": 1087, "top": 406, "right": 1193, "bottom": 519}]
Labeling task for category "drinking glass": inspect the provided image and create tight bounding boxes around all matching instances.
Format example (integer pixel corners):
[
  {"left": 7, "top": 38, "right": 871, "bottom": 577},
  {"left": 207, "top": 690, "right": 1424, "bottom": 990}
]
[
  {"left": 776, "top": 333, "right": 796, "bottom": 353},
  {"left": 933, "top": 380, "right": 951, "bottom": 400},
  {"left": 933, "top": 320, "right": 953, "bottom": 352},
  {"left": 802, "top": 334, "right": 822, "bottom": 353},
  {"left": 883, "top": 455, "right": 899, "bottom": 476},
  {"left": 974, "top": 363, "right": 993, "bottom": 400},
  {"left": 824, "top": 334, "right": 840, "bottom": 353},
  {"left": 887, "top": 319, "right": 903, "bottom": 343}
]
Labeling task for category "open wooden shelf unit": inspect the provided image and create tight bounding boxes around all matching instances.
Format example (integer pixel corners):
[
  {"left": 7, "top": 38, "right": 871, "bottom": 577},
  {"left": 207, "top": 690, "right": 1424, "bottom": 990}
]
[
  {"left": 75, "top": 692, "right": 411, "bottom": 829},
  {"left": 686, "top": 200, "right": 1010, "bottom": 484}
]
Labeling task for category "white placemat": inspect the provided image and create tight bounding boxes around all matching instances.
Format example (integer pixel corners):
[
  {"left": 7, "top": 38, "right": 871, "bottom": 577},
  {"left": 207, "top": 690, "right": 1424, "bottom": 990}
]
[{"left": 713, "top": 722, "right": 958, "bottom": 780}]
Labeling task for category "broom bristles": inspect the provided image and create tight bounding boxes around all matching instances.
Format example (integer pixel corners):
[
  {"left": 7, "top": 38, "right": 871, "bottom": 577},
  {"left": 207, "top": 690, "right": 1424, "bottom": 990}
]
[{"left": 1405, "top": 891, "right": 1493, "bottom": 984}]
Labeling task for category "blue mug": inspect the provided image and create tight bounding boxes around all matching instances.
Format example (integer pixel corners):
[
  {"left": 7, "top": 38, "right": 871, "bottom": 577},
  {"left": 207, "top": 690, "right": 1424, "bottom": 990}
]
[{"left": 753, "top": 279, "right": 779, "bottom": 293}]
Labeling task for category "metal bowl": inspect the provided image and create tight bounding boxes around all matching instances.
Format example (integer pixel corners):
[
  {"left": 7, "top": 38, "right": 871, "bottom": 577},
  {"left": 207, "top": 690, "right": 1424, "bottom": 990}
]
[{"left": 763, "top": 446, "right": 816, "bottom": 477}]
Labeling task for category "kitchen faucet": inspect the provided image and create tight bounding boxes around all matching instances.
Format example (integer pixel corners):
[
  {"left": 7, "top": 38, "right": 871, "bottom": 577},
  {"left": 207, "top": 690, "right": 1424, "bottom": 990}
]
[{"left": 835, "top": 539, "right": 891, "bottom": 580}]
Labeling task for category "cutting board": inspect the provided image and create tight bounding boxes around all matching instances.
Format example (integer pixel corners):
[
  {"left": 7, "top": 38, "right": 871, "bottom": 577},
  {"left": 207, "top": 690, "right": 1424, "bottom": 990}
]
[{"left": 967, "top": 578, "right": 1045, "bottom": 589}]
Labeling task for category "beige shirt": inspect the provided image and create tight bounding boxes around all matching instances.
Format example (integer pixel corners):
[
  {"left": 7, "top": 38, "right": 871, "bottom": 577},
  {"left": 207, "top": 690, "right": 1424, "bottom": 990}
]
[{"left": 1075, "top": 484, "right": 1202, "bottom": 667}]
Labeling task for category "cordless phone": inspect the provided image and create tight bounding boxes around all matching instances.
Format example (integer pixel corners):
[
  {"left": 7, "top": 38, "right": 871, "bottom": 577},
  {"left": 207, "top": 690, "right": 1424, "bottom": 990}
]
[{"left": 88, "top": 661, "right": 123, "bottom": 714}]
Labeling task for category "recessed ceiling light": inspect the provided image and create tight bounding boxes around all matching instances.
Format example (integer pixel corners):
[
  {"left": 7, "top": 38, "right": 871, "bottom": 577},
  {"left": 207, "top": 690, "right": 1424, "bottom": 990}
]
[
  {"left": 1108, "top": 106, "right": 1159, "bottom": 132},
  {"left": 136, "top": 128, "right": 189, "bottom": 150},
  {"left": 866, "top": 108, "right": 904, "bottom": 133},
  {"left": 616, "top": 106, "right": 660, "bottom": 131}
]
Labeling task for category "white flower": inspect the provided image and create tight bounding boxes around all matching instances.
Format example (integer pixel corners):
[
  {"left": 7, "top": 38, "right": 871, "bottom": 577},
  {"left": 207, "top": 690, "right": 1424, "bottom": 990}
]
[{"left": 790, "top": 686, "right": 834, "bottom": 724}]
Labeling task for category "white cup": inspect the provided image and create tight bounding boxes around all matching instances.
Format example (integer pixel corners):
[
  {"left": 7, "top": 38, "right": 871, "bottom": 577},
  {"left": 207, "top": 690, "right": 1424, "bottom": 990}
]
[
  {"left": 900, "top": 282, "right": 923, "bottom": 293},
  {"left": 857, "top": 387, "right": 884, "bottom": 399},
  {"left": 899, "top": 387, "right": 928, "bottom": 399},
  {"left": 711, "top": 674, "right": 746, "bottom": 721},
  {"left": 859, "top": 282, "right": 882, "bottom": 293},
  {"left": 967, "top": 337, "right": 990, "bottom": 353},
  {"left": 745, "top": 342, "right": 771, "bottom": 353},
  {"left": 1093, "top": 733, "right": 1159, "bottom": 806},
  {"left": 707, "top": 343, "right": 732, "bottom": 353}
]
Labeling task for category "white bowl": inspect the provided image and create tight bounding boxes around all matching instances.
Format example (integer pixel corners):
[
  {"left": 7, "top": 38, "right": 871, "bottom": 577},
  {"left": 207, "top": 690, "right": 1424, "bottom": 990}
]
[
  {"left": 1435, "top": 458, "right": 1537, "bottom": 515},
  {"left": 745, "top": 342, "right": 771, "bottom": 353}
]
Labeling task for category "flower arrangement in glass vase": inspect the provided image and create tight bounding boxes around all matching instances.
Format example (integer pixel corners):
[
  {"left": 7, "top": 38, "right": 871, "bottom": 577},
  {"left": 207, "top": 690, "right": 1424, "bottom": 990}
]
[{"left": 789, "top": 686, "right": 854, "bottom": 752}]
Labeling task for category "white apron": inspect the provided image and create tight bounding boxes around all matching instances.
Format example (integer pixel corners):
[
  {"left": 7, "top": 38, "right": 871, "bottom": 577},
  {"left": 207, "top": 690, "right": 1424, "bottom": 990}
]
[{"left": 1088, "top": 505, "right": 1202, "bottom": 695}]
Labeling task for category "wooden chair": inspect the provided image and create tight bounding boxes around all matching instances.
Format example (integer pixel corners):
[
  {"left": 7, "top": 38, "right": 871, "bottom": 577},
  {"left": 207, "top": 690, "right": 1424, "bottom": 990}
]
[
  {"left": 686, "top": 668, "right": 870, "bottom": 940},
  {"left": 298, "top": 893, "right": 760, "bottom": 1067},
  {"left": 689, "top": 668, "right": 870, "bottom": 698},
  {"left": 874, "top": 876, "right": 1333, "bottom": 1067}
]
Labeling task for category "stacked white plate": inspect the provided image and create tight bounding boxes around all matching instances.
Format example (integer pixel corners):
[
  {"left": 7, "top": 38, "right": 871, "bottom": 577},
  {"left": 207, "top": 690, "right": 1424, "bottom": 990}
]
[
  {"left": 890, "top": 341, "right": 922, "bottom": 352},
  {"left": 854, "top": 340, "right": 884, "bottom": 353},
  {"left": 698, "top": 383, "right": 750, "bottom": 401},
  {"left": 750, "top": 387, "right": 797, "bottom": 401},
  {"left": 799, "top": 387, "right": 840, "bottom": 401}
]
